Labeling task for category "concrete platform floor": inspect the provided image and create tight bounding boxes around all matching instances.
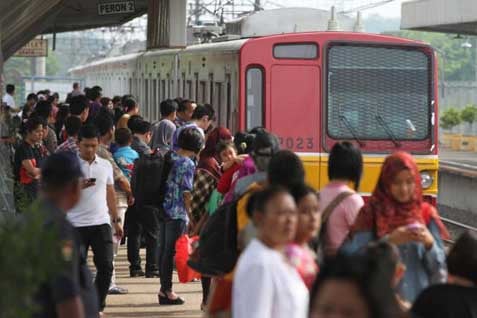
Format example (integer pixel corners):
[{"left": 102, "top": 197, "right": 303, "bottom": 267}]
[{"left": 95, "top": 247, "right": 204, "bottom": 318}]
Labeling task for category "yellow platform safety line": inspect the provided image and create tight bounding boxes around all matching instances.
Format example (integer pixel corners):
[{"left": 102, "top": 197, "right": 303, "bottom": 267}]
[{"left": 298, "top": 154, "right": 438, "bottom": 196}]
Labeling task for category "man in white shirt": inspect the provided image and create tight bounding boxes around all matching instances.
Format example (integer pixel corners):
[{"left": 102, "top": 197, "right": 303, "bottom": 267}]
[
  {"left": 2, "top": 84, "right": 19, "bottom": 112},
  {"left": 67, "top": 124, "right": 123, "bottom": 315}
]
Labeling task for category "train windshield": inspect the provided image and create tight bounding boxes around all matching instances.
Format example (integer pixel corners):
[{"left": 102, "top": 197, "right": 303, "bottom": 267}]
[{"left": 326, "top": 44, "right": 431, "bottom": 141}]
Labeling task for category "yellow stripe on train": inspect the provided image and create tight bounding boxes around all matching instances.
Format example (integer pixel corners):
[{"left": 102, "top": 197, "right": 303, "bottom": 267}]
[{"left": 297, "top": 153, "right": 438, "bottom": 196}]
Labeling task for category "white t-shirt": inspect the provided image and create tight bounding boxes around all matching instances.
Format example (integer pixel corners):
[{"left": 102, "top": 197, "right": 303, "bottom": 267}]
[
  {"left": 67, "top": 156, "right": 114, "bottom": 227},
  {"left": 232, "top": 239, "right": 309, "bottom": 318},
  {"left": 2, "top": 94, "right": 15, "bottom": 108}
]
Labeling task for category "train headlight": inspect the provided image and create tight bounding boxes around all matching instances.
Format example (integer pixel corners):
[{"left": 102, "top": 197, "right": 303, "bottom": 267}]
[{"left": 420, "top": 171, "right": 434, "bottom": 189}]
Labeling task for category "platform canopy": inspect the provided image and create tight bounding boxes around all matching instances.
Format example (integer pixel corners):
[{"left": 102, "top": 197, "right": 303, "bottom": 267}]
[
  {"left": 0, "top": 0, "right": 148, "bottom": 60},
  {"left": 401, "top": 0, "right": 477, "bottom": 35}
]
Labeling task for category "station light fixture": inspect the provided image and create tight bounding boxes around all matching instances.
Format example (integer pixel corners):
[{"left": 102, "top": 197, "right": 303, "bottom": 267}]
[{"left": 420, "top": 171, "right": 434, "bottom": 189}]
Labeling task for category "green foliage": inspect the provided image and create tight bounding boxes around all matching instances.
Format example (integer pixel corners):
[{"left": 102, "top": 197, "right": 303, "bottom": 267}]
[
  {"left": 4, "top": 48, "right": 61, "bottom": 105},
  {"left": 0, "top": 205, "right": 64, "bottom": 318},
  {"left": 389, "top": 31, "right": 476, "bottom": 81},
  {"left": 440, "top": 107, "right": 462, "bottom": 130},
  {"left": 460, "top": 104, "right": 477, "bottom": 125}
]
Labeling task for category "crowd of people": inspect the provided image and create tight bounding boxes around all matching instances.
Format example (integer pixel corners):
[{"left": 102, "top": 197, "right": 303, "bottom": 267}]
[{"left": 1, "top": 81, "right": 476, "bottom": 318}]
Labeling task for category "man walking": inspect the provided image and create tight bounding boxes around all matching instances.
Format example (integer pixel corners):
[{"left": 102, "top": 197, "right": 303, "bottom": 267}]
[
  {"left": 67, "top": 125, "right": 123, "bottom": 315},
  {"left": 34, "top": 152, "right": 99, "bottom": 318}
]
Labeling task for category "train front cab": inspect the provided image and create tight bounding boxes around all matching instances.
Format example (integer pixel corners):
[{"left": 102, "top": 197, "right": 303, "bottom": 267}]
[{"left": 239, "top": 32, "right": 438, "bottom": 202}]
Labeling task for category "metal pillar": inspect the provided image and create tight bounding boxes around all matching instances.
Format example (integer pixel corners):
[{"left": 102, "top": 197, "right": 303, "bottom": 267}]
[
  {"left": 254, "top": 0, "right": 261, "bottom": 11},
  {"left": 147, "top": 0, "right": 187, "bottom": 49},
  {"left": 0, "top": 24, "right": 3, "bottom": 96}
]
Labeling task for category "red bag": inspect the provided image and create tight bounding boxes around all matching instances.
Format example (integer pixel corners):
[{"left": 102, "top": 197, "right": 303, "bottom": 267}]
[
  {"left": 175, "top": 234, "right": 201, "bottom": 283},
  {"left": 19, "top": 159, "right": 36, "bottom": 185}
]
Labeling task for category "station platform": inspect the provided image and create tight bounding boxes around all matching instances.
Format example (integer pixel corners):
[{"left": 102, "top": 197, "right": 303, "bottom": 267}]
[{"left": 99, "top": 247, "right": 203, "bottom": 317}]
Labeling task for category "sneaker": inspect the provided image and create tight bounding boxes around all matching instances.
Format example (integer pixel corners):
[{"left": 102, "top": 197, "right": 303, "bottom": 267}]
[
  {"left": 145, "top": 270, "right": 160, "bottom": 278},
  {"left": 130, "top": 269, "right": 145, "bottom": 277},
  {"left": 108, "top": 286, "right": 129, "bottom": 295}
]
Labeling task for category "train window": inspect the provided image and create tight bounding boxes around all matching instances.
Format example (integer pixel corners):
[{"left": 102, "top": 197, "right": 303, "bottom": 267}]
[
  {"left": 246, "top": 67, "right": 264, "bottom": 130},
  {"left": 186, "top": 80, "right": 192, "bottom": 99},
  {"left": 327, "top": 44, "right": 430, "bottom": 141},
  {"left": 327, "top": 44, "right": 432, "bottom": 140},
  {"left": 215, "top": 83, "right": 225, "bottom": 126},
  {"left": 169, "top": 79, "right": 174, "bottom": 98},
  {"left": 194, "top": 73, "right": 199, "bottom": 101},
  {"left": 161, "top": 80, "right": 166, "bottom": 103},
  {"left": 226, "top": 74, "right": 233, "bottom": 131},
  {"left": 209, "top": 74, "right": 214, "bottom": 104},
  {"left": 152, "top": 79, "right": 158, "bottom": 121},
  {"left": 273, "top": 43, "right": 318, "bottom": 59},
  {"left": 182, "top": 73, "right": 186, "bottom": 97},
  {"left": 199, "top": 81, "right": 206, "bottom": 103},
  {"left": 144, "top": 79, "right": 149, "bottom": 119}
]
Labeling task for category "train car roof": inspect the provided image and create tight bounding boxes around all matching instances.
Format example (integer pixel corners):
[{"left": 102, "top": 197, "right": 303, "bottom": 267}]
[
  {"left": 143, "top": 38, "right": 248, "bottom": 58},
  {"left": 70, "top": 32, "right": 429, "bottom": 73},
  {"left": 241, "top": 31, "right": 428, "bottom": 45},
  {"left": 69, "top": 52, "right": 142, "bottom": 73}
]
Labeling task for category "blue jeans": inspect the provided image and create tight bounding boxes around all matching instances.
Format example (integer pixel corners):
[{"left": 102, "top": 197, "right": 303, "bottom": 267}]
[{"left": 159, "top": 219, "right": 186, "bottom": 292}]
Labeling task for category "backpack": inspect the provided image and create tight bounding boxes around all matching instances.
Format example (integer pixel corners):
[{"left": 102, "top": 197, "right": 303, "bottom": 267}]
[
  {"left": 187, "top": 199, "right": 239, "bottom": 276},
  {"left": 131, "top": 151, "right": 173, "bottom": 215}
]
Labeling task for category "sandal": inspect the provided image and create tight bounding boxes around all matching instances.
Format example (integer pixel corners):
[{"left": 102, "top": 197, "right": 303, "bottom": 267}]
[{"left": 158, "top": 292, "right": 185, "bottom": 305}]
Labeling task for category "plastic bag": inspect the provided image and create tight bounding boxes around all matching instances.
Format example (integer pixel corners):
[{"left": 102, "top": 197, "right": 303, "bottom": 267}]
[{"left": 175, "top": 234, "right": 201, "bottom": 283}]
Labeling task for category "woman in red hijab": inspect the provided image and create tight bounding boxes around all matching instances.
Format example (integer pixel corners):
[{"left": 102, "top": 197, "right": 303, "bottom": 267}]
[
  {"left": 341, "top": 151, "right": 448, "bottom": 303},
  {"left": 190, "top": 126, "right": 232, "bottom": 310}
]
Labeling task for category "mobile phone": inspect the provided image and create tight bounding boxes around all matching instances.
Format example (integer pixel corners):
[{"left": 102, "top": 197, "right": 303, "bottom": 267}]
[
  {"left": 87, "top": 178, "right": 96, "bottom": 183},
  {"left": 406, "top": 222, "right": 422, "bottom": 231}
]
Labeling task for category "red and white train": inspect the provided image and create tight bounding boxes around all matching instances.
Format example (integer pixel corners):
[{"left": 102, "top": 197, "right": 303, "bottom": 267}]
[{"left": 71, "top": 26, "right": 439, "bottom": 198}]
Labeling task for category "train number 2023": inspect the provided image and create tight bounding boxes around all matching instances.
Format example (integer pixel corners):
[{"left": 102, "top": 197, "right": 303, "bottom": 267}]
[{"left": 279, "top": 137, "right": 314, "bottom": 150}]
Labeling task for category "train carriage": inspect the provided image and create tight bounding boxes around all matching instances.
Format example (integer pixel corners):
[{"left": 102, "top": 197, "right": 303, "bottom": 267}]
[{"left": 70, "top": 31, "right": 439, "bottom": 202}]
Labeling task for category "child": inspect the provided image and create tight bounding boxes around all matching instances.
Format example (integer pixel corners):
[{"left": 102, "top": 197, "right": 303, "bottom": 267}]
[
  {"left": 113, "top": 128, "right": 139, "bottom": 181},
  {"left": 367, "top": 241, "right": 410, "bottom": 312},
  {"left": 159, "top": 127, "right": 205, "bottom": 305},
  {"left": 216, "top": 140, "right": 246, "bottom": 195},
  {"left": 288, "top": 184, "right": 321, "bottom": 290}
]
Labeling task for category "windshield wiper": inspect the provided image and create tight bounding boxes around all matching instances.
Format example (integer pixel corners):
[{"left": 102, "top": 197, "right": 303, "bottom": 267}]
[
  {"left": 339, "top": 115, "right": 365, "bottom": 147},
  {"left": 375, "top": 114, "right": 401, "bottom": 147}
]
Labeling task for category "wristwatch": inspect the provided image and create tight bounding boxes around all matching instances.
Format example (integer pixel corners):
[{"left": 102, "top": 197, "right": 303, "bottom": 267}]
[{"left": 112, "top": 217, "right": 122, "bottom": 224}]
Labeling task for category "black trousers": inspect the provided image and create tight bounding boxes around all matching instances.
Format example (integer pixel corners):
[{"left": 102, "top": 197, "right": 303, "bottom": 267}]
[
  {"left": 76, "top": 224, "right": 113, "bottom": 311},
  {"left": 127, "top": 205, "right": 160, "bottom": 272},
  {"left": 159, "top": 219, "right": 186, "bottom": 293}
]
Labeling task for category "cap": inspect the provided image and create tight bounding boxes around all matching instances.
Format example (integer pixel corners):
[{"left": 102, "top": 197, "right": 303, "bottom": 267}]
[{"left": 41, "top": 152, "right": 83, "bottom": 188}]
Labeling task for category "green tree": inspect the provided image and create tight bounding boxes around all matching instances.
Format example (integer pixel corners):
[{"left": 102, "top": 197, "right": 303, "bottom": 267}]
[
  {"left": 0, "top": 207, "right": 63, "bottom": 317},
  {"left": 4, "top": 48, "right": 60, "bottom": 105},
  {"left": 440, "top": 107, "right": 462, "bottom": 130},
  {"left": 460, "top": 104, "right": 477, "bottom": 125}
]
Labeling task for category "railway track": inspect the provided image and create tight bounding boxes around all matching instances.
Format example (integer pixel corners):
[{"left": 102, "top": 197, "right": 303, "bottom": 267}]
[{"left": 441, "top": 216, "right": 477, "bottom": 245}]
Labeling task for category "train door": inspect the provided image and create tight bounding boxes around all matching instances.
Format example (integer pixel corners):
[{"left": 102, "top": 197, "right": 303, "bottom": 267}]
[{"left": 269, "top": 64, "right": 321, "bottom": 188}]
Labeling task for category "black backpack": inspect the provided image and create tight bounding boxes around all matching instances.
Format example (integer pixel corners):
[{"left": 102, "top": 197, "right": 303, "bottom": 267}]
[
  {"left": 187, "top": 199, "right": 239, "bottom": 276},
  {"left": 131, "top": 151, "right": 173, "bottom": 213}
]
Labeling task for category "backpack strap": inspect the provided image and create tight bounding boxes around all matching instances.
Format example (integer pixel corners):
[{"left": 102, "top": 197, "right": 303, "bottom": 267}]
[{"left": 321, "top": 191, "right": 354, "bottom": 225}]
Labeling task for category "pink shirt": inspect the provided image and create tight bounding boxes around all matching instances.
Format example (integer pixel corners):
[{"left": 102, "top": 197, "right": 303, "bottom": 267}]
[{"left": 319, "top": 182, "right": 364, "bottom": 256}]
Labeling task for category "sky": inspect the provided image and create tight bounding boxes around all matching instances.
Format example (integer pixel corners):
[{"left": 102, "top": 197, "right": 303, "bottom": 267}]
[{"left": 261, "top": 0, "right": 406, "bottom": 18}]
